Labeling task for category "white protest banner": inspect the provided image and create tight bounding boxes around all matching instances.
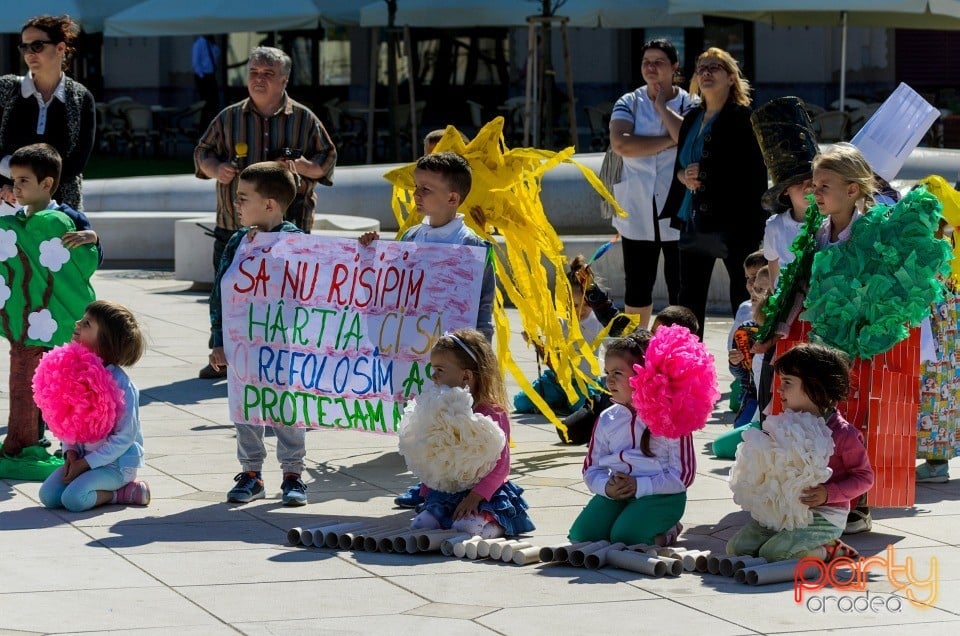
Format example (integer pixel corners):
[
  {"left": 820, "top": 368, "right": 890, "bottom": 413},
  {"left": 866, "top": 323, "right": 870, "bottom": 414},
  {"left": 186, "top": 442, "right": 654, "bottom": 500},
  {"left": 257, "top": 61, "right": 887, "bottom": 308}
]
[{"left": 220, "top": 233, "right": 485, "bottom": 433}]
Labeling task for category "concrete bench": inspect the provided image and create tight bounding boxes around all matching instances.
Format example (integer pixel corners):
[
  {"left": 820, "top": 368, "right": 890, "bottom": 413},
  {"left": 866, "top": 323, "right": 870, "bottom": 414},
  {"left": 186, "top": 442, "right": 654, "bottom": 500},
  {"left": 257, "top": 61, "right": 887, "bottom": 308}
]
[{"left": 86, "top": 211, "right": 209, "bottom": 267}]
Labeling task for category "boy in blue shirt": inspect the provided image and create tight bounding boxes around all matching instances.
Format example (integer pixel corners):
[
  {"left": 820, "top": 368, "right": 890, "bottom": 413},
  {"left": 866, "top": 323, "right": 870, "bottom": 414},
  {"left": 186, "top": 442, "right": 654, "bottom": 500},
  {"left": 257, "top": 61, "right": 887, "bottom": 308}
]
[
  {"left": 207, "top": 162, "right": 308, "bottom": 506},
  {"left": 1, "top": 143, "right": 100, "bottom": 456},
  {"left": 360, "top": 151, "right": 495, "bottom": 507}
]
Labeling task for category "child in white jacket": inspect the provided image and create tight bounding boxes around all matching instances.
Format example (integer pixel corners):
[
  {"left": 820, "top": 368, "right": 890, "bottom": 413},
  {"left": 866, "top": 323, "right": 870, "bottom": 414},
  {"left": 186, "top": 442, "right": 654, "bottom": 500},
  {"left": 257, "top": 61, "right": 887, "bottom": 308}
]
[{"left": 569, "top": 331, "right": 695, "bottom": 546}]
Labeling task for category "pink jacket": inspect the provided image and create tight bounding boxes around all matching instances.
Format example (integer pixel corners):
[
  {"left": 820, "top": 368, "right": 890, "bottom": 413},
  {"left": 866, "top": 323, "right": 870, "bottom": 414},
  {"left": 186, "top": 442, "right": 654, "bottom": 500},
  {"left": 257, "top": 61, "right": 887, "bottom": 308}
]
[{"left": 823, "top": 410, "right": 874, "bottom": 507}]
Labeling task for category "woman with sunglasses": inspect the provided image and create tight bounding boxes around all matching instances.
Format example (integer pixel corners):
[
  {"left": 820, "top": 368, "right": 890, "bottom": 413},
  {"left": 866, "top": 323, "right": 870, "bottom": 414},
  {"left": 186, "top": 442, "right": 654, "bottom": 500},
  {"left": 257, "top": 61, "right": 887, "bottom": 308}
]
[
  {"left": 0, "top": 15, "right": 96, "bottom": 210},
  {"left": 660, "top": 48, "right": 768, "bottom": 339}
]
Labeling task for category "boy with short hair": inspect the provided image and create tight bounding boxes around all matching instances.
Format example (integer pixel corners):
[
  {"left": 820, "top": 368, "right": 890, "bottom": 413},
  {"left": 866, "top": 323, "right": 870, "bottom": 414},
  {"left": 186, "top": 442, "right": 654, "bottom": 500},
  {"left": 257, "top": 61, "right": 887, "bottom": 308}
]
[
  {"left": 0, "top": 143, "right": 100, "bottom": 456},
  {"left": 207, "top": 161, "right": 308, "bottom": 506},
  {"left": 359, "top": 151, "right": 495, "bottom": 507},
  {"left": 359, "top": 151, "right": 494, "bottom": 340},
  {"left": 727, "top": 251, "right": 768, "bottom": 422}
]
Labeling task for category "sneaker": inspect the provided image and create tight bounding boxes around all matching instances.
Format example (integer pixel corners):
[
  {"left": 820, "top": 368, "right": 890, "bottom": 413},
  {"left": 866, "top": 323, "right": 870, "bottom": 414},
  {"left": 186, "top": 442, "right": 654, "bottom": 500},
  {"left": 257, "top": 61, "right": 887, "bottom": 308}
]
[
  {"left": 843, "top": 508, "right": 872, "bottom": 535},
  {"left": 654, "top": 522, "right": 683, "bottom": 547},
  {"left": 114, "top": 480, "right": 151, "bottom": 506},
  {"left": 228, "top": 471, "right": 265, "bottom": 503},
  {"left": 199, "top": 363, "right": 228, "bottom": 379},
  {"left": 916, "top": 461, "right": 950, "bottom": 483},
  {"left": 394, "top": 483, "right": 424, "bottom": 508},
  {"left": 281, "top": 473, "right": 308, "bottom": 506}
]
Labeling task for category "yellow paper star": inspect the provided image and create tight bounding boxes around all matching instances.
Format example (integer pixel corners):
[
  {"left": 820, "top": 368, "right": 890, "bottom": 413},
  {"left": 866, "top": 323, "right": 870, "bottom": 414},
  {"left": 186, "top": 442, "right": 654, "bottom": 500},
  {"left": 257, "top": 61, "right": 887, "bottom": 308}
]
[{"left": 382, "top": 117, "right": 627, "bottom": 439}]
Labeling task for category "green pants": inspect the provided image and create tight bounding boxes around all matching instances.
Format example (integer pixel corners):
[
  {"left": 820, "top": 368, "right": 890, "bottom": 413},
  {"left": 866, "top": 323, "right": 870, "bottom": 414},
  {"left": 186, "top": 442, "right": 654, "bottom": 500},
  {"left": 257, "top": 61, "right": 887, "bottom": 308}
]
[
  {"left": 569, "top": 492, "right": 686, "bottom": 545},
  {"left": 727, "top": 513, "right": 842, "bottom": 562}
]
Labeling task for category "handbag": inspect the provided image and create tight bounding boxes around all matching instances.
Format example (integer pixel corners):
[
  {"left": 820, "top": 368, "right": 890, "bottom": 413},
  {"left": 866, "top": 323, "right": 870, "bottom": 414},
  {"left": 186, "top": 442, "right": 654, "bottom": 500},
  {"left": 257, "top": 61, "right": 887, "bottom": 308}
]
[{"left": 598, "top": 149, "right": 623, "bottom": 219}]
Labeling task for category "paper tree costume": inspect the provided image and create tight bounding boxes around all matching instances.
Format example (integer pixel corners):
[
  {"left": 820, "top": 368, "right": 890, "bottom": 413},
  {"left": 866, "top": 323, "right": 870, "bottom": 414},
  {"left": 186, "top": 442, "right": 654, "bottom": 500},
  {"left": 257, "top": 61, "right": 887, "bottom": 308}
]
[
  {"left": 0, "top": 209, "right": 97, "bottom": 457},
  {"left": 383, "top": 117, "right": 625, "bottom": 440},
  {"left": 760, "top": 187, "right": 951, "bottom": 507}
]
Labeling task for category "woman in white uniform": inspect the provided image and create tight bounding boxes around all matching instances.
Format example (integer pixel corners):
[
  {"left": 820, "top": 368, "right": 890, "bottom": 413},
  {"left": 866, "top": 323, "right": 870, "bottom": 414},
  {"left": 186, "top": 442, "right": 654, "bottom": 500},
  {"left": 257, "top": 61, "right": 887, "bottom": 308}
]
[{"left": 608, "top": 39, "right": 697, "bottom": 330}]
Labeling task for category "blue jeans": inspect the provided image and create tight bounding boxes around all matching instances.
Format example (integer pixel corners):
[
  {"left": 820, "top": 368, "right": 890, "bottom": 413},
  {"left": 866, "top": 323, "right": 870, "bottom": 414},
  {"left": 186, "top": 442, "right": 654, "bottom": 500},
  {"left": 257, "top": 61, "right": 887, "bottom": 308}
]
[{"left": 39, "top": 464, "right": 132, "bottom": 512}]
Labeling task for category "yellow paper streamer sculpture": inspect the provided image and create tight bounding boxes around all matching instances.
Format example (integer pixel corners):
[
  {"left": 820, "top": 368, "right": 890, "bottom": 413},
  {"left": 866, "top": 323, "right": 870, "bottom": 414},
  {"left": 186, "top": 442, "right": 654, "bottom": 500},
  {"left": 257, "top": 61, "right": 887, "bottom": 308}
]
[
  {"left": 383, "top": 117, "right": 626, "bottom": 440},
  {"left": 919, "top": 175, "right": 960, "bottom": 283}
]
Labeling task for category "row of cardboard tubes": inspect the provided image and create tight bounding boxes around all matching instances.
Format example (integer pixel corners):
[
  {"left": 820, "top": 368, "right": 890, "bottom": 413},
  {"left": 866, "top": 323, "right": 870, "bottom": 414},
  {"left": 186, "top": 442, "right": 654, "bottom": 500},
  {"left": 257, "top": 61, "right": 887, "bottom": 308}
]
[{"left": 287, "top": 521, "right": 813, "bottom": 585}]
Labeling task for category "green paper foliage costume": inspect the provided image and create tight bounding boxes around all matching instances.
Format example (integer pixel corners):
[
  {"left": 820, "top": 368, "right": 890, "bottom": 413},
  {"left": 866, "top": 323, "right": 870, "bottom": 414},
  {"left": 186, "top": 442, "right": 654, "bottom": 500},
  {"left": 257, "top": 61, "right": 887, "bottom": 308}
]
[
  {"left": 802, "top": 187, "right": 951, "bottom": 359},
  {"left": 0, "top": 210, "right": 97, "bottom": 346}
]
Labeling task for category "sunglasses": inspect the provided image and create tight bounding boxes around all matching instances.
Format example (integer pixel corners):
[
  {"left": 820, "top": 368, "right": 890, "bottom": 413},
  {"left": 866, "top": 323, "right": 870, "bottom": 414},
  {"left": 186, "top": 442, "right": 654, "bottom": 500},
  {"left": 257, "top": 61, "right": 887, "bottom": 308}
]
[
  {"left": 695, "top": 63, "right": 726, "bottom": 76},
  {"left": 18, "top": 40, "right": 55, "bottom": 54}
]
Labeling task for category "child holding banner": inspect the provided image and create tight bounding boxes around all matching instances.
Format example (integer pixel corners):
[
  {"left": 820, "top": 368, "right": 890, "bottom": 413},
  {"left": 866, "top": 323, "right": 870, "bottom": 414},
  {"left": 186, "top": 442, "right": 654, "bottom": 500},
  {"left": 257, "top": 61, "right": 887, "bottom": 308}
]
[
  {"left": 360, "top": 152, "right": 495, "bottom": 509},
  {"left": 207, "top": 162, "right": 308, "bottom": 507},
  {"left": 406, "top": 329, "right": 534, "bottom": 538}
]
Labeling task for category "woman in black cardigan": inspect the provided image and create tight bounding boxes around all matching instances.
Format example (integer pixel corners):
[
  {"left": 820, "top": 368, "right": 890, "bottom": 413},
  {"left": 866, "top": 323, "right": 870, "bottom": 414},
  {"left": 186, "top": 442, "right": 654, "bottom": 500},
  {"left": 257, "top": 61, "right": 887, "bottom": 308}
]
[
  {"left": 0, "top": 15, "right": 95, "bottom": 210},
  {"left": 660, "top": 48, "right": 768, "bottom": 338}
]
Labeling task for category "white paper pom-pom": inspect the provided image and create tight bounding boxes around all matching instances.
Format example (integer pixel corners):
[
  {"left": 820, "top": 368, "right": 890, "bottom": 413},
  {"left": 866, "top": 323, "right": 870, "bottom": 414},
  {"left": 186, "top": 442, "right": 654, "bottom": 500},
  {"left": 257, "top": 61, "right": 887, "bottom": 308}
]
[
  {"left": 729, "top": 411, "right": 835, "bottom": 531},
  {"left": 397, "top": 383, "right": 506, "bottom": 493}
]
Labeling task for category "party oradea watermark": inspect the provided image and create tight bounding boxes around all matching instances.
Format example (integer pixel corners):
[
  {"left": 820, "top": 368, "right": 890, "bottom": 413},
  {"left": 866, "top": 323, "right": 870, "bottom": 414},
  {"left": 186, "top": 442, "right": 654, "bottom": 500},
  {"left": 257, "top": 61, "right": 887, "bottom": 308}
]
[{"left": 794, "top": 545, "right": 938, "bottom": 613}]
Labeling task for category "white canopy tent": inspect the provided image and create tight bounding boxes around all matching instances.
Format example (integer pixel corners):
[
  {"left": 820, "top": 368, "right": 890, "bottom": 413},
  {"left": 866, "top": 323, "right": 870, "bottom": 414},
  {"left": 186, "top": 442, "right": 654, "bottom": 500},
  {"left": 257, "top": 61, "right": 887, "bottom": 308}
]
[
  {"left": 104, "top": 0, "right": 358, "bottom": 37},
  {"left": 0, "top": 1, "right": 141, "bottom": 34},
  {"left": 360, "top": 0, "right": 701, "bottom": 28},
  {"left": 668, "top": 0, "right": 960, "bottom": 110}
]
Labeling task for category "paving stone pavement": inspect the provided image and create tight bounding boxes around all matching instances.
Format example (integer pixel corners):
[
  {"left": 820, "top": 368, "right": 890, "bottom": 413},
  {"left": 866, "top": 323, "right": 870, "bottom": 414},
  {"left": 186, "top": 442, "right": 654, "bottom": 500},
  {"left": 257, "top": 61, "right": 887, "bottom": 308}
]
[{"left": 1, "top": 270, "right": 958, "bottom": 635}]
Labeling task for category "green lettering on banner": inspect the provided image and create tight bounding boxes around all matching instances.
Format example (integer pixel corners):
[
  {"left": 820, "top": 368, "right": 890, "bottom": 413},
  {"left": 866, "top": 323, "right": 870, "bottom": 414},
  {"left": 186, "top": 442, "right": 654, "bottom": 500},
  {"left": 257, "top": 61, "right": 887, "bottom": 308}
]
[
  {"left": 366, "top": 399, "right": 387, "bottom": 433},
  {"left": 248, "top": 302, "right": 270, "bottom": 340},
  {"left": 269, "top": 300, "right": 288, "bottom": 344},
  {"left": 402, "top": 362, "right": 425, "bottom": 398},
  {"left": 291, "top": 306, "right": 310, "bottom": 345},
  {"left": 243, "top": 384, "right": 261, "bottom": 420}
]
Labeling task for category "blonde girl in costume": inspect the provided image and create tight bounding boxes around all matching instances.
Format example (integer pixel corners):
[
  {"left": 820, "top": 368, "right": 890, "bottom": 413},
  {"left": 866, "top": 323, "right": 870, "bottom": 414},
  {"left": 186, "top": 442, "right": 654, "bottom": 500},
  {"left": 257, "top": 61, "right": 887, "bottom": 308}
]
[
  {"left": 409, "top": 329, "right": 535, "bottom": 538},
  {"left": 812, "top": 143, "right": 876, "bottom": 248},
  {"left": 727, "top": 343, "right": 873, "bottom": 562},
  {"left": 39, "top": 301, "right": 149, "bottom": 511},
  {"left": 569, "top": 331, "right": 696, "bottom": 546}
]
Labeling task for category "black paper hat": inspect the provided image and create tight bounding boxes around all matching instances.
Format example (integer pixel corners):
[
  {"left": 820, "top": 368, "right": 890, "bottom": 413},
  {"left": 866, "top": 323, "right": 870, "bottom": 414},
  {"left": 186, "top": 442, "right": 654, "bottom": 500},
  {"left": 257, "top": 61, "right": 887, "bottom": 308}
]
[{"left": 751, "top": 97, "right": 819, "bottom": 213}]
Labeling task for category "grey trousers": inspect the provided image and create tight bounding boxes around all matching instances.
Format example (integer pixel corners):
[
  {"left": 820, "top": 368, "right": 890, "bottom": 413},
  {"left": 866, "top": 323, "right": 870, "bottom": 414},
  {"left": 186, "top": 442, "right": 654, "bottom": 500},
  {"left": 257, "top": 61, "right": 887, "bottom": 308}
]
[{"left": 235, "top": 423, "right": 306, "bottom": 475}]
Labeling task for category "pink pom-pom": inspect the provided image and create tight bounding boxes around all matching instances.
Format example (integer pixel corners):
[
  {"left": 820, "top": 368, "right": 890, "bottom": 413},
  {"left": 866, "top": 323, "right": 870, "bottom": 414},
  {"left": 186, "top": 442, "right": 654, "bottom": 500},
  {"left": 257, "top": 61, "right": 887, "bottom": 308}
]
[
  {"left": 629, "top": 324, "right": 719, "bottom": 438},
  {"left": 32, "top": 342, "right": 125, "bottom": 445}
]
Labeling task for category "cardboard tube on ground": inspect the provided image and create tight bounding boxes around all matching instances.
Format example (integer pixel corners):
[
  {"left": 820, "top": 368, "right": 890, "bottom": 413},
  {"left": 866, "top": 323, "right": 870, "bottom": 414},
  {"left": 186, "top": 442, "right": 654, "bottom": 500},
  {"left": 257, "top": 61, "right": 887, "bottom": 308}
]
[
  {"left": 392, "top": 532, "right": 418, "bottom": 553},
  {"left": 378, "top": 534, "right": 402, "bottom": 552},
  {"left": 695, "top": 552, "right": 712, "bottom": 573},
  {"left": 733, "top": 556, "right": 768, "bottom": 574},
  {"left": 569, "top": 541, "right": 611, "bottom": 567},
  {"left": 489, "top": 540, "right": 518, "bottom": 561},
  {"left": 708, "top": 553, "right": 735, "bottom": 575},
  {"left": 512, "top": 546, "right": 542, "bottom": 565},
  {"left": 680, "top": 550, "right": 708, "bottom": 572},
  {"left": 584, "top": 542, "right": 627, "bottom": 569},
  {"left": 347, "top": 524, "right": 395, "bottom": 550},
  {"left": 288, "top": 528, "right": 304, "bottom": 546},
  {"left": 454, "top": 537, "right": 484, "bottom": 558},
  {"left": 477, "top": 538, "right": 508, "bottom": 558},
  {"left": 606, "top": 549, "right": 668, "bottom": 577},
  {"left": 300, "top": 529, "right": 315, "bottom": 547},
  {"left": 500, "top": 542, "right": 533, "bottom": 562},
  {"left": 335, "top": 524, "right": 387, "bottom": 550},
  {"left": 656, "top": 556, "right": 683, "bottom": 577},
  {"left": 322, "top": 522, "right": 365, "bottom": 547},
  {"left": 440, "top": 534, "right": 474, "bottom": 557},
  {"left": 719, "top": 555, "right": 741, "bottom": 577},
  {"left": 465, "top": 540, "right": 486, "bottom": 560},
  {"left": 417, "top": 530, "right": 464, "bottom": 552},
  {"left": 553, "top": 541, "right": 592, "bottom": 563},
  {"left": 741, "top": 559, "right": 822, "bottom": 586},
  {"left": 364, "top": 528, "right": 407, "bottom": 552}
]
